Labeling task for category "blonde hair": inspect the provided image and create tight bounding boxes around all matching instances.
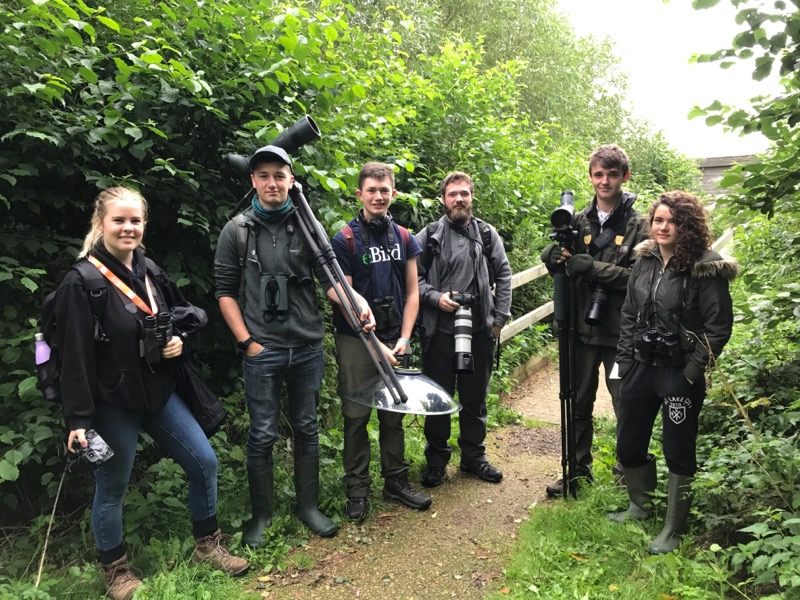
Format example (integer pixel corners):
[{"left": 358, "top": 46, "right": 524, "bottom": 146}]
[{"left": 78, "top": 187, "right": 149, "bottom": 258}]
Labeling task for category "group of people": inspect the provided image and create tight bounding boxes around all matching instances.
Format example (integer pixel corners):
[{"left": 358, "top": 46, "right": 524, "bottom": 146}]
[
  {"left": 57, "top": 141, "right": 735, "bottom": 599},
  {"left": 542, "top": 144, "right": 737, "bottom": 554},
  {"left": 59, "top": 145, "right": 512, "bottom": 599},
  {"left": 213, "top": 149, "right": 513, "bottom": 539}
]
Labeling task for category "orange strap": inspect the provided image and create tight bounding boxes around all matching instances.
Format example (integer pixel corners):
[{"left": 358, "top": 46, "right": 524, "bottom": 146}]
[{"left": 86, "top": 255, "right": 158, "bottom": 316}]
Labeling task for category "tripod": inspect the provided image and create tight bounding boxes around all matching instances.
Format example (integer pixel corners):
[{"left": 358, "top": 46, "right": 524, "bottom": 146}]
[
  {"left": 287, "top": 182, "right": 409, "bottom": 407},
  {"left": 551, "top": 233, "right": 579, "bottom": 499}
]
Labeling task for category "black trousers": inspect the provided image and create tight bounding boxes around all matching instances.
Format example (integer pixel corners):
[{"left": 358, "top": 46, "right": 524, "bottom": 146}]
[
  {"left": 422, "top": 330, "right": 495, "bottom": 468},
  {"left": 572, "top": 341, "right": 620, "bottom": 478},
  {"left": 616, "top": 361, "right": 706, "bottom": 476}
]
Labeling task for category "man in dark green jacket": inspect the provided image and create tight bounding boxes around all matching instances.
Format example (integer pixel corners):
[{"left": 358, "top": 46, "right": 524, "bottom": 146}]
[{"left": 542, "top": 145, "right": 650, "bottom": 497}]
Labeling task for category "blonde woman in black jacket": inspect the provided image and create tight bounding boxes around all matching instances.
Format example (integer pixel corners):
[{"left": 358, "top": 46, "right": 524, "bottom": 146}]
[
  {"left": 59, "top": 187, "right": 247, "bottom": 599},
  {"left": 609, "top": 191, "right": 738, "bottom": 554}
]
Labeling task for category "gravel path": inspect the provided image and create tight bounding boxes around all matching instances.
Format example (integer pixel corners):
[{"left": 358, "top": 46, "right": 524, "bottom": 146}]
[{"left": 240, "top": 362, "right": 568, "bottom": 600}]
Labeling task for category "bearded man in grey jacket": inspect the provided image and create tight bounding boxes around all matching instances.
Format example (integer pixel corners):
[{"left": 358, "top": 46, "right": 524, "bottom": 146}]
[{"left": 415, "top": 171, "right": 512, "bottom": 488}]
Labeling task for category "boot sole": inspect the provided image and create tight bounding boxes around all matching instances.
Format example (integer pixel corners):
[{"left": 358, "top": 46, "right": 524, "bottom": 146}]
[{"left": 382, "top": 490, "right": 432, "bottom": 510}]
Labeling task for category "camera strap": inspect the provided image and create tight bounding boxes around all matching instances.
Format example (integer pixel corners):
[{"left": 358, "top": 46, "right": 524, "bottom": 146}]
[
  {"left": 87, "top": 255, "right": 158, "bottom": 316},
  {"left": 588, "top": 195, "right": 634, "bottom": 257}
]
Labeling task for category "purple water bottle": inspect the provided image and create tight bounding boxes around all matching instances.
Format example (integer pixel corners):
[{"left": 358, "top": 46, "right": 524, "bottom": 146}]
[{"left": 35, "top": 333, "right": 57, "bottom": 401}]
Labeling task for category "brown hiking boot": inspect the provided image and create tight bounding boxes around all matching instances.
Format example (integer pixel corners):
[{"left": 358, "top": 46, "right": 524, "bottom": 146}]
[
  {"left": 102, "top": 554, "right": 143, "bottom": 600},
  {"left": 192, "top": 529, "right": 249, "bottom": 576}
]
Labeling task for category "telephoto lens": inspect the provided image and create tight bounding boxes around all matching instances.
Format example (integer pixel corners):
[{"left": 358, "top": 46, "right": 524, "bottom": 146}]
[
  {"left": 584, "top": 286, "right": 609, "bottom": 326},
  {"left": 453, "top": 305, "right": 474, "bottom": 373}
]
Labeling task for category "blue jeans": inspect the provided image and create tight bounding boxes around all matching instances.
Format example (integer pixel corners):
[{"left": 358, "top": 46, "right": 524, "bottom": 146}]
[
  {"left": 242, "top": 341, "right": 325, "bottom": 468},
  {"left": 92, "top": 393, "right": 218, "bottom": 552}
]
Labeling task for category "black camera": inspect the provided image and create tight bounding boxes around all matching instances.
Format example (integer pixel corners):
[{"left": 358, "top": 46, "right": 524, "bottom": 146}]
[
  {"left": 72, "top": 429, "right": 114, "bottom": 469},
  {"left": 142, "top": 312, "right": 173, "bottom": 364},
  {"left": 450, "top": 292, "right": 477, "bottom": 307},
  {"left": 373, "top": 296, "right": 398, "bottom": 332},
  {"left": 635, "top": 328, "right": 683, "bottom": 367},
  {"left": 585, "top": 285, "right": 609, "bottom": 326}
]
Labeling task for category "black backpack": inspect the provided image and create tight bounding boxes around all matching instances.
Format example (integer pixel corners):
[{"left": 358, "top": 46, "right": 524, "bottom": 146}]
[{"left": 423, "top": 218, "right": 496, "bottom": 288}]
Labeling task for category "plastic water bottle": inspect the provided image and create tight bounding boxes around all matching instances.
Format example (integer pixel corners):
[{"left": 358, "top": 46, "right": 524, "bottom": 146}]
[{"left": 35, "top": 333, "right": 57, "bottom": 401}]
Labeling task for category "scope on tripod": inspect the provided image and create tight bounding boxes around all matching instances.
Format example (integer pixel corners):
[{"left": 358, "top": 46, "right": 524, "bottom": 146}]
[
  {"left": 224, "top": 115, "right": 322, "bottom": 219},
  {"left": 550, "top": 190, "right": 575, "bottom": 230}
]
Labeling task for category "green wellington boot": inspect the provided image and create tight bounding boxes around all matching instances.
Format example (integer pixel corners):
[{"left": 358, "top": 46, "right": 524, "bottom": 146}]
[
  {"left": 649, "top": 473, "right": 694, "bottom": 554},
  {"left": 242, "top": 458, "right": 274, "bottom": 548},
  {"left": 608, "top": 458, "right": 657, "bottom": 522},
  {"left": 294, "top": 454, "right": 338, "bottom": 538}
]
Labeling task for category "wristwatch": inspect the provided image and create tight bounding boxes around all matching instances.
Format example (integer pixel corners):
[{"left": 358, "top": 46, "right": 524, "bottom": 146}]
[{"left": 237, "top": 336, "right": 254, "bottom": 351}]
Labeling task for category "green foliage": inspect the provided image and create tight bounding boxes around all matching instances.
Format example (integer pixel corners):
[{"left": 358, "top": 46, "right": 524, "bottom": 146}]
[
  {"left": 0, "top": 0, "right": 709, "bottom": 595},
  {"left": 491, "top": 467, "right": 740, "bottom": 599},
  {"left": 687, "top": 0, "right": 799, "bottom": 217},
  {"left": 689, "top": 206, "right": 800, "bottom": 598}
]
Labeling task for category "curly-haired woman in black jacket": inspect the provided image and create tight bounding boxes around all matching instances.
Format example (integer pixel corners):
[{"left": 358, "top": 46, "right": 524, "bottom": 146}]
[{"left": 609, "top": 191, "right": 738, "bottom": 554}]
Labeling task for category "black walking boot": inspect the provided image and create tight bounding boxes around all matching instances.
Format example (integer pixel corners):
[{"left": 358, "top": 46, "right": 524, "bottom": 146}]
[{"left": 383, "top": 473, "right": 432, "bottom": 510}]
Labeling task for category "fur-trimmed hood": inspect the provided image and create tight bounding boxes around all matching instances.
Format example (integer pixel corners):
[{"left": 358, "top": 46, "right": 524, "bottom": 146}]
[{"left": 634, "top": 239, "right": 739, "bottom": 280}]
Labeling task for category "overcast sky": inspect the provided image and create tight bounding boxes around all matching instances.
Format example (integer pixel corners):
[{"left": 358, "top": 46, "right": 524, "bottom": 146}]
[{"left": 556, "top": 0, "right": 781, "bottom": 159}]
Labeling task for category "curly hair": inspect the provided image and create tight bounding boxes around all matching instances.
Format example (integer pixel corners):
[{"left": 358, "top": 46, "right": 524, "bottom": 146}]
[{"left": 648, "top": 191, "right": 712, "bottom": 272}]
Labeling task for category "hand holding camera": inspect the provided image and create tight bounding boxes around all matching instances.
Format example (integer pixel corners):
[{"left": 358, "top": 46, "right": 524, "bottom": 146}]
[{"left": 70, "top": 429, "right": 115, "bottom": 469}]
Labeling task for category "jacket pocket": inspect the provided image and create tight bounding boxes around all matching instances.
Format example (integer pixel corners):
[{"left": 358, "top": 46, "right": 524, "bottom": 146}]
[{"left": 98, "top": 369, "right": 147, "bottom": 409}]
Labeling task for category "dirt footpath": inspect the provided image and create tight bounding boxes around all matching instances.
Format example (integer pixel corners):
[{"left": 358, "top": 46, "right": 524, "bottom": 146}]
[{"left": 249, "top": 423, "right": 561, "bottom": 599}]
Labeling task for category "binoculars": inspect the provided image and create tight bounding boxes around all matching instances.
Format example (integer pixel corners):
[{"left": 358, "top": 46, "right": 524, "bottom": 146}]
[
  {"left": 373, "top": 296, "right": 398, "bottom": 333},
  {"left": 635, "top": 328, "right": 684, "bottom": 367},
  {"left": 142, "top": 312, "right": 173, "bottom": 365}
]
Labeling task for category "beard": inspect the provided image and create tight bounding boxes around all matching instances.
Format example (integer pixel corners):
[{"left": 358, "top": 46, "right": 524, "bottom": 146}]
[{"left": 446, "top": 204, "right": 472, "bottom": 226}]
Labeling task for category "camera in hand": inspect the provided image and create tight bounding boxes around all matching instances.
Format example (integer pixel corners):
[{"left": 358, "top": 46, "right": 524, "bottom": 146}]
[
  {"left": 451, "top": 292, "right": 478, "bottom": 374},
  {"left": 72, "top": 429, "right": 114, "bottom": 469},
  {"left": 450, "top": 292, "right": 477, "bottom": 307},
  {"left": 373, "top": 296, "right": 398, "bottom": 333},
  {"left": 635, "top": 328, "right": 683, "bottom": 367},
  {"left": 584, "top": 285, "right": 609, "bottom": 326},
  {"left": 142, "top": 312, "right": 173, "bottom": 364}
]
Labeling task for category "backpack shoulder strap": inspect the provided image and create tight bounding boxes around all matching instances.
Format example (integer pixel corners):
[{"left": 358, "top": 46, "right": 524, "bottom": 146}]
[
  {"left": 424, "top": 222, "right": 441, "bottom": 272},
  {"left": 340, "top": 223, "right": 355, "bottom": 254},
  {"left": 73, "top": 261, "right": 109, "bottom": 321},
  {"left": 397, "top": 224, "right": 410, "bottom": 248},
  {"left": 232, "top": 213, "right": 253, "bottom": 297},
  {"left": 474, "top": 218, "right": 496, "bottom": 289},
  {"left": 232, "top": 213, "right": 249, "bottom": 267},
  {"left": 475, "top": 218, "right": 493, "bottom": 256}
]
